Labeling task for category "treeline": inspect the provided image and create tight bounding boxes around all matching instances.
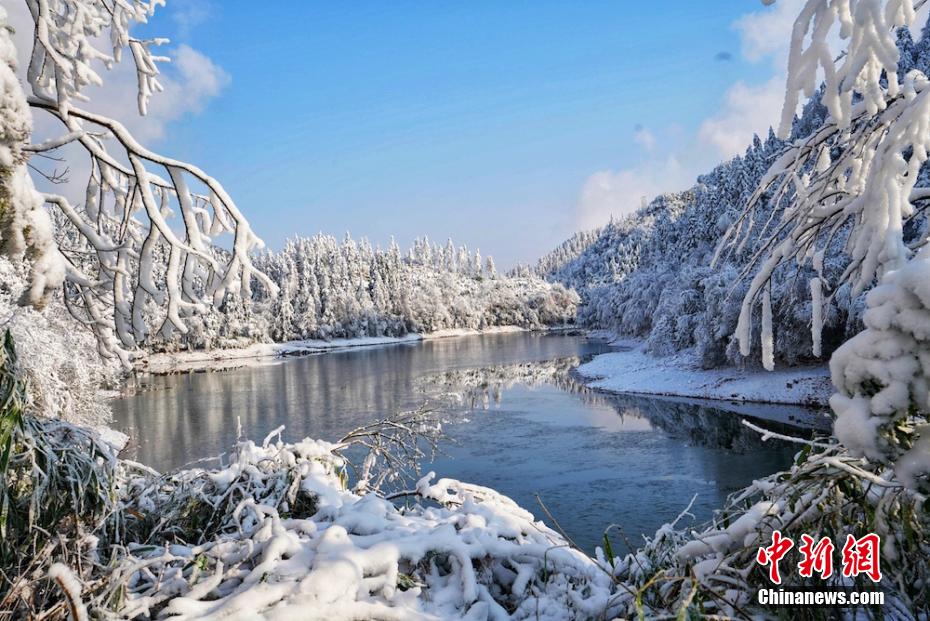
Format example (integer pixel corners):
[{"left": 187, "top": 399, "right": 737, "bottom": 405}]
[{"left": 173, "top": 234, "right": 578, "bottom": 350}]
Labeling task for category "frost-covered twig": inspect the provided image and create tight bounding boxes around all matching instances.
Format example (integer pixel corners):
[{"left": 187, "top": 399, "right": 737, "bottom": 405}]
[
  {"left": 740, "top": 418, "right": 834, "bottom": 448},
  {"left": 337, "top": 403, "right": 444, "bottom": 494}
]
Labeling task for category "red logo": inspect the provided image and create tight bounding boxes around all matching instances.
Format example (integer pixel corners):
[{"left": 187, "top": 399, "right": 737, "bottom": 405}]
[
  {"left": 841, "top": 533, "right": 882, "bottom": 583},
  {"left": 756, "top": 532, "right": 881, "bottom": 583},
  {"left": 797, "top": 534, "right": 834, "bottom": 579},
  {"left": 756, "top": 530, "right": 794, "bottom": 584}
]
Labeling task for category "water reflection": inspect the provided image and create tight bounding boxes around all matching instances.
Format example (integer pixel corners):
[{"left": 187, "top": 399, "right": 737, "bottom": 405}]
[
  {"left": 112, "top": 333, "right": 825, "bottom": 553},
  {"left": 113, "top": 333, "right": 615, "bottom": 471},
  {"left": 425, "top": 357, "right": 831, "bottom": 451}
]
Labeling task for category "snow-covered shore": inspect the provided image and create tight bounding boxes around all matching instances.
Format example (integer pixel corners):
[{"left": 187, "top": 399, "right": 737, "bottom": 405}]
[
  {"left": 577, "top": 338, "right": 833, "bottom": 407},
  {"left": 138, "top": 326, "right": 528, "bottom": 374},
  {"left": 139, "top": 328, "right": 834, "bottom": 410}
]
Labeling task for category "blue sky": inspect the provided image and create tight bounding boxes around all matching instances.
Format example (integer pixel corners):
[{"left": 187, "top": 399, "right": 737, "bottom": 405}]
[{"left": 131, "top": 1, "right": 795, "bottom": 267}]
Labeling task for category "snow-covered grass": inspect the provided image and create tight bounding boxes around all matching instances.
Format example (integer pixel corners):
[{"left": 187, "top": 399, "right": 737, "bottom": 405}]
[
  {"left": 577, "top": 339, "right": 833, "bottom": 407},
  {"left": 102, "top": 432, "right": 616, "bottom": 620},
  {"left": 2, "top": 404, "right": 617, "bottom": 619},
  {"left": 139, "top": 327, "right": 528, "bottom": 374},
  {"left": 604, "top": 431, "right": 929, "bottom": 619}
]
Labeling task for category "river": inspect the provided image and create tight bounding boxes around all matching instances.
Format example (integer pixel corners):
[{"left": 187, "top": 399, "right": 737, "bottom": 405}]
[{"left": 112, "top": 332, "right": 827, "bottom": 553}]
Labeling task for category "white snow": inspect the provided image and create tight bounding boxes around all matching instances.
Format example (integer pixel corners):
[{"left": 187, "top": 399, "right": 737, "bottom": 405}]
[
  {"left": 104, "top": 433, "right": 617, "bottom": 620},
  {"left": 48, "top": 563, "right": 89, "bottom": 621},
  {"left": 139, "top": 327, "right": 528, "bottom": 374},
  {"left": 422, "top": 326, "right": 527, "bottom": 339},
  {"left": 577, "top": 340, "right": 832, "bottom": 407}
]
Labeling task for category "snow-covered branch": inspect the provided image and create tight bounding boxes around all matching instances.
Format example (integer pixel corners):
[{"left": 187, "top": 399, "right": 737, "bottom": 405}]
[
  {"left": 719, "top": 0, "right": 930, "bottom": 493},
  {"left": 1, "top": 0, "right": 273, "bottom": 364}
]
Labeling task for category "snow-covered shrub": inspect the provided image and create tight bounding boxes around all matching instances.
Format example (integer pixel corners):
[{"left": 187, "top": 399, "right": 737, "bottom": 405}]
[
  {"left": 0, "top": 335, "right": 124, "bottom": 617},
  {"left": 5, "top": 415, "right": 618, "bottom": 619},
  {"left": 603, "top": 432, "right": 927, "bottom": 619},
  {"left": 91, "top": 435, "right": 615, "bottom": 620},
  {"left": 830, "top": 248, "right": 930, "bottom": 493},
  {"left": 0, "top": 257, "right": 118, "bottom": 425}
]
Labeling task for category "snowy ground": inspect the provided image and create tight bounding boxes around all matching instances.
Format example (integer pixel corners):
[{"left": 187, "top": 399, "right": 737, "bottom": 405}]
[
  {"left": 577, "top": 338, "right": 833, "bottom": 407},
  {"left": 421, "top": 325, "right": 527, "bottom": 339},
  {"left": 139, "top": 326, "right": 528, "bottom": 374}
]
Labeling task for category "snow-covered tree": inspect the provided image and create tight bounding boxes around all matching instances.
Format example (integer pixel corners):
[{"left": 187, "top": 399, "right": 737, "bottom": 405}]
[
  {"left": 241, "top": 233, "right": 576, "bottom": 343},
  {"left": 719, "top": 0, "right": 930, "bottom": 491},
  {"left": 0, "top": 1, "right": 273, "bottom": 365}
]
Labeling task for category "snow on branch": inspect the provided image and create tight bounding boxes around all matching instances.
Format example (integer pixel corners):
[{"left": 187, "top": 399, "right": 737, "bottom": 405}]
[
  {"left": 1, "top": 0, "right": 274, "bottom": 365},
  {"left": 780, "top": 0, "right": 918, "bottom": 137},
  {"left": 717, "top": 0, "right": 930, "bottom": 369},
  {"left": 718, "top": 0, "right": 930, "bottom": 493}
]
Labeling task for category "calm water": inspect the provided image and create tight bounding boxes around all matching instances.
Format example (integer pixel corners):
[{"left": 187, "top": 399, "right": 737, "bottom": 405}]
[{"left": 112, "top": 332, "right": 827, "bottom": 553}]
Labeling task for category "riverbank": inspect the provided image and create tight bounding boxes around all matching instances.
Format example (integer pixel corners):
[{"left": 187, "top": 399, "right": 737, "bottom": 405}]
[
  {"left": 137, "top": 326, "right": 529, "bottom": 374},
  {"left": 577, "top": 337, "right": 833, "bottom": 407}
]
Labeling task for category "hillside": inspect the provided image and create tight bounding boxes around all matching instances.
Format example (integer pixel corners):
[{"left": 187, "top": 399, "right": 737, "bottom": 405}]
[{"left": 536, "top": 24, "right": 930, "bottom": 370}]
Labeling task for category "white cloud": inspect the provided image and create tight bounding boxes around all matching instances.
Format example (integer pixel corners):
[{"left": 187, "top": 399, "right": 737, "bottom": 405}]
[
  {"left": 733, "top": 0, "right": 805, "bottom": 66},
  {"left": 697, "top": 76, "right": 784, "bottom": 158},
  {"left": 576, "top": 155, "right": 693, "bottom": 230},
  {"left": 573, "top": 0, "right": 806, "bottom": 228}
]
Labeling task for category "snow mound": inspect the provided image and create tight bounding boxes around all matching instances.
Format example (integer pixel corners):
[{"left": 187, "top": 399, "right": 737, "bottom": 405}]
[
  {"left": 577, "top": 341, "right": 832, "bottom": 406},
  {"left": 104, "top": 433, "right": 617, "bottom": 620}
]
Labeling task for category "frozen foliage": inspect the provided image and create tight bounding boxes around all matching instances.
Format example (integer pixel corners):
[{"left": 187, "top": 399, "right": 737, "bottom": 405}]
[
  {"left": 162, "top": 234, "right": 578, "bottom": 352},
  {"left": 47, "top": 564, "right": 88, "bottom": 621},
  {"left": 717, "top": 0, "right": 930, "bottom": 495},
  {"left": 0, "top": 337, "right": 125, "bottom": 618},
  {"left": 829, "top": 244, "right": 930, "bottom": 479},
  {"left": 0, "top": 256, "right": 117, "bottom": 425},
  {"left": 101, "top": 435, "right": 614, "bottom": 620},
  {"left": 0, "top": 5, "right": 62, "bottom": 313},
  {"left": 0, "top": 0, "right": 273, "bottom": 366},
  {"left": 2, "top": 400, "right": 616, "bottom": 619},
  {"left": 602, "top": 433, "right": 928, "bottom": 619}
]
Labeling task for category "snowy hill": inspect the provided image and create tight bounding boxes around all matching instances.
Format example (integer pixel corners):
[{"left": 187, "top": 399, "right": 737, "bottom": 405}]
[{"left": 537, "top": 24, "right": 930, "bottom": 370}]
